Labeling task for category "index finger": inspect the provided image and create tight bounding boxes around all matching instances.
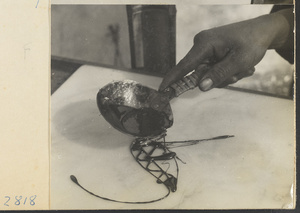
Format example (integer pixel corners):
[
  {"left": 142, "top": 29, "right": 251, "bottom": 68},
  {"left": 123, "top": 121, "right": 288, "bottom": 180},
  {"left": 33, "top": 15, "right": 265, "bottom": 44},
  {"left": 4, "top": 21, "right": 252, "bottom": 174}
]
[{"left": 159, "top": 43, "right": 212, "bottom": 91}]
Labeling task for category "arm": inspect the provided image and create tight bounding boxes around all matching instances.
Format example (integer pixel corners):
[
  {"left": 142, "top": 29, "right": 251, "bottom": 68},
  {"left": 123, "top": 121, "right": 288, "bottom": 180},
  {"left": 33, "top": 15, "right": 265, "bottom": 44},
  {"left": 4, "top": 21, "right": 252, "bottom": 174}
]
[{"left": 159, "top": 8, "right": 294, "bottom": 92}]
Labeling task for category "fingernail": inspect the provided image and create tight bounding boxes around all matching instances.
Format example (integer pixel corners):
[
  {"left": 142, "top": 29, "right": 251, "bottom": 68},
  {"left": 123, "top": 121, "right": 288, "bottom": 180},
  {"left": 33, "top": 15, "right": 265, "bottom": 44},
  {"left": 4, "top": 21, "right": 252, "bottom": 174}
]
[{"left": 199, "top": 78, "right": 213, "bottom": 91}]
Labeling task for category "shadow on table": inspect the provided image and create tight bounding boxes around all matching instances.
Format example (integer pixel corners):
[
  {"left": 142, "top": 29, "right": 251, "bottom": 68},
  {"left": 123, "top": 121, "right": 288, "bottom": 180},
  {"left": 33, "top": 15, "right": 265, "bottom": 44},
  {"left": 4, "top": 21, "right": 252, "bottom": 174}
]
[{"left": 52, "top": 99, "right": 133, "bottom": 149}]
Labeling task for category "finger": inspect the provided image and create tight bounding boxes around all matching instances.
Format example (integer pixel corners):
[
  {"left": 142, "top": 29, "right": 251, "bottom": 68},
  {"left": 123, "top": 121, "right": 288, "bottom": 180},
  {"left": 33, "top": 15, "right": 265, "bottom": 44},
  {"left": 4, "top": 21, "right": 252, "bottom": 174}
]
[
  {"left": 216, "top": 67, "right": 255, "bottom": 88},
  {"left": 194, "top": 63, "right": 212, "bottom": 80},
  {"left": 198, "top": 50, "right": 243, "bottom": 91},
  {"left": 216, "top": 76, "right": 239, "bottom": 88},
  {"left": 235, "top": 67, "right": 255, "bottom": 78},
  {"left": 159, "top": 44, "right": 213, "bottom": 91}
]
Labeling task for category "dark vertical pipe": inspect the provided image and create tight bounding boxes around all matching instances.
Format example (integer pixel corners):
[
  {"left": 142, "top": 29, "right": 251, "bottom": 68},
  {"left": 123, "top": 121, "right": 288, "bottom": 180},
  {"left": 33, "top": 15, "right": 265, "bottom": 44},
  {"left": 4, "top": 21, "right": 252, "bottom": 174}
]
[{"left": 127, "top": 5, "right": 176, "bottom": 75}]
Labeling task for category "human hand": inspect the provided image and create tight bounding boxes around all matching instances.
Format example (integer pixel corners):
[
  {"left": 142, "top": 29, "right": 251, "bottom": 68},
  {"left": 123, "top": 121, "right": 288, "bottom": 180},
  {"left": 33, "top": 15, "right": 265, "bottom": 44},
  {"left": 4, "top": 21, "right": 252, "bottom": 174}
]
[{"left": 159, "top": 9, "right": 291, "bottom": 92}]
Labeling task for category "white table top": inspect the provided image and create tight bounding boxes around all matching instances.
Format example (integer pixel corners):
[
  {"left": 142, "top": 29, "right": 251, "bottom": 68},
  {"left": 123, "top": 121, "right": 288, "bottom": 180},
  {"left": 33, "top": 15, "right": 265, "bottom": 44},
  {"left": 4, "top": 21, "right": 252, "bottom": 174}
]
[{"left": 51, "top": 65, "right": 294, "bottom": 209}]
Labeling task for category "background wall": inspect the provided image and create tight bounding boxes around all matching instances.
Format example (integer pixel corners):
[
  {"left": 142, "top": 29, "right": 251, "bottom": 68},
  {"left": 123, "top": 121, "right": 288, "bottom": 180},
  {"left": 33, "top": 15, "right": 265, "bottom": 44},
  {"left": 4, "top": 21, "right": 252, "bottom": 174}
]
[
  {"left": 51, "top": 4, "right": 294, "bottom": 97},
  {"left": 51, "top": 5, "right": 131, "bottom": 68}
]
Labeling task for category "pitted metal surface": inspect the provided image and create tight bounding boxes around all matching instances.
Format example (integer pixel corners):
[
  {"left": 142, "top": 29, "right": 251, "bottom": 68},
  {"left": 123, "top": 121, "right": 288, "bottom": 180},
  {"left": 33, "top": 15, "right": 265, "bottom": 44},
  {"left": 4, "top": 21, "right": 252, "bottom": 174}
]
[{"left": 97, "top": 80, "right": 173, "bottom": 137}]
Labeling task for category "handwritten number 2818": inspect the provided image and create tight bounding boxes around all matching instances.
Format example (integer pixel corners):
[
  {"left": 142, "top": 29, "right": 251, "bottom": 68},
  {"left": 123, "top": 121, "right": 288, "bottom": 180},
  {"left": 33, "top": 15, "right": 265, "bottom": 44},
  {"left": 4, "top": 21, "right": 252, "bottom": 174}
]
[{"left": 4, "top": 195, "right": 36, "bottom": 206}]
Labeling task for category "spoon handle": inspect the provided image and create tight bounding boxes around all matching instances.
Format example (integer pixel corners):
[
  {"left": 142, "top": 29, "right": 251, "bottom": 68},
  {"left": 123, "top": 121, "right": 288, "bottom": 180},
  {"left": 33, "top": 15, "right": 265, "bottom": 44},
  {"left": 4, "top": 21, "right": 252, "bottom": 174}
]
[{"left": 168, "top": 64, "right": 209, "bottom": 97}]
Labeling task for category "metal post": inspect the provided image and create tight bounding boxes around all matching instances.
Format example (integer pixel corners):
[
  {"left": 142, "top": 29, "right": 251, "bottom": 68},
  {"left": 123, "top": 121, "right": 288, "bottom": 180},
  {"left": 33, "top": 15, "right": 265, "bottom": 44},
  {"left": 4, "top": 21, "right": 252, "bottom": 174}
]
[{"left": 127, "top": 5, "right": 176, "bottom": 75}]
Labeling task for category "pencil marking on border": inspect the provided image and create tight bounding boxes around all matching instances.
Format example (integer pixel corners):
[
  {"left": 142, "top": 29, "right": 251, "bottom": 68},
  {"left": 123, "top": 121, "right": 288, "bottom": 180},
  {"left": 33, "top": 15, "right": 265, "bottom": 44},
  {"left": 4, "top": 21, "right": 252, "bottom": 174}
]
[{"left": 35, "top": 0, "right": 40, "bottom": 8}]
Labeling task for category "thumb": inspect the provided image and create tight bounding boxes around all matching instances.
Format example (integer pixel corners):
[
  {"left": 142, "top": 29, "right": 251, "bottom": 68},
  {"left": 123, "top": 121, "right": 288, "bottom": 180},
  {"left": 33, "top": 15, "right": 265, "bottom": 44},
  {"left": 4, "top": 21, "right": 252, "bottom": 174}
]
[{"left": 198, "top": 51, "right": 242, "bottom": 91}]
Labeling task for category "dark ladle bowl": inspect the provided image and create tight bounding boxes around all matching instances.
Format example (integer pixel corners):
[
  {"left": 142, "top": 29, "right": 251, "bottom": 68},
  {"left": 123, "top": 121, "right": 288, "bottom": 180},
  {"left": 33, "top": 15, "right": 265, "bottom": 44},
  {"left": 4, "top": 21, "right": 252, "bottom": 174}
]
[{"left": 97, "top": 80, "right": 173, "bottom": 137}]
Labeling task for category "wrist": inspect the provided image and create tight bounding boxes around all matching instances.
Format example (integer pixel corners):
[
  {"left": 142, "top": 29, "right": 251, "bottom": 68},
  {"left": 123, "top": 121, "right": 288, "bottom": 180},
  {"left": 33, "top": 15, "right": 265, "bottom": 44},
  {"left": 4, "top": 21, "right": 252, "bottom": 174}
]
[{"left": 267, "top": 8, "right": 293, "bottom": 49}]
